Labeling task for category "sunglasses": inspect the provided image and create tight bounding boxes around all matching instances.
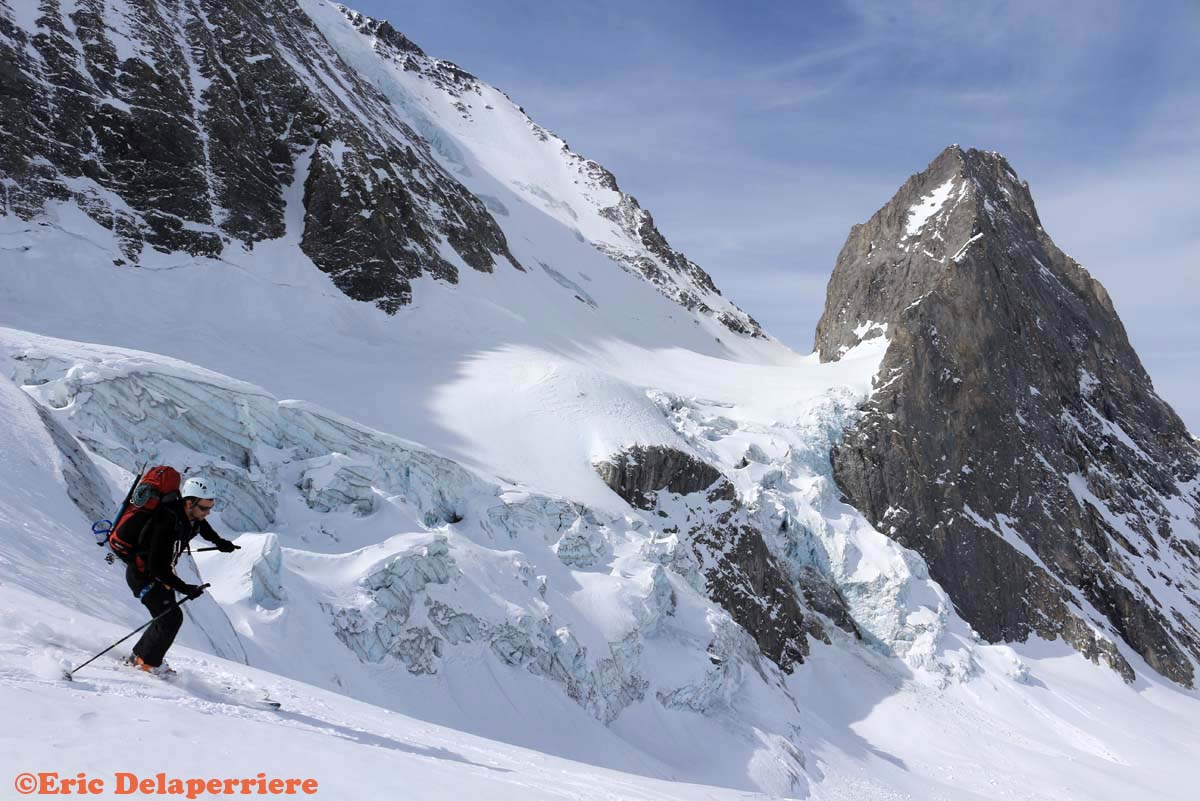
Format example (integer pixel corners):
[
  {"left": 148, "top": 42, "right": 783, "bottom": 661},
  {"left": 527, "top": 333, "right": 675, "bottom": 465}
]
[{"left": 195, "top": 502, "right": 215, "bottom": 512}]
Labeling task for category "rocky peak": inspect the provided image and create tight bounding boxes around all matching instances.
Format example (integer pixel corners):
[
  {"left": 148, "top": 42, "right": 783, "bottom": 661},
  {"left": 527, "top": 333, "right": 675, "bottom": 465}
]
[
  {"left": 819, "top": 146, "right": 1023, "bottom": 356},
  {"left": 816, "top": 146, "right": 1200, "bottom": 685}
]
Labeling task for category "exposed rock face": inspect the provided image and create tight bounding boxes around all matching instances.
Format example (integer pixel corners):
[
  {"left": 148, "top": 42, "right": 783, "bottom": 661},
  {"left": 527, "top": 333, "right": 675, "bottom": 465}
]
[
  {"left": 595, "top": 445, "right": 723, "bottom": 505},
  {"left": 596, "top": 445, "right": 827, "bottom": 672},
  {"left": 0, "top": 0, "right": 519, "bottom": 311},
  {"left": 816, "top": 145, "right": 1200, "bottom": 685}
]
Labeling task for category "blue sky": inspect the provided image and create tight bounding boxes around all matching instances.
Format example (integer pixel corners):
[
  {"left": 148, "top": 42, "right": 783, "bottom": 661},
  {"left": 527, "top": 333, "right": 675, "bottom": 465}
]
[{"left": 351, "top": 0, "right": 1199, "bottom": 433}]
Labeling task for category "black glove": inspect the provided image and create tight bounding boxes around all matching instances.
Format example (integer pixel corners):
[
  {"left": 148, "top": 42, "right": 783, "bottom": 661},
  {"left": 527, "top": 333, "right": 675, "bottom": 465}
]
[
  {"left": 215, "top": 539, "right": 238, "bottom": 553},
  {"left": 178, "top": 583, "right": 205, "bottom": 600}
]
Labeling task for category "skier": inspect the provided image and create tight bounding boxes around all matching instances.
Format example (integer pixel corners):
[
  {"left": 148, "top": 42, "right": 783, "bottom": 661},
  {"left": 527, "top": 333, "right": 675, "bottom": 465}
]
[{"left": 122, "top": 476, "right": 237, "bottom": 674}]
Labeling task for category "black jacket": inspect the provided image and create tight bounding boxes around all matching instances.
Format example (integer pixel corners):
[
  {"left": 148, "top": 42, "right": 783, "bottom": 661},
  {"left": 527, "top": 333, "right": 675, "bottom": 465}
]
[{"left": 128, "top": 503, "right": 230, "bottom": 589}]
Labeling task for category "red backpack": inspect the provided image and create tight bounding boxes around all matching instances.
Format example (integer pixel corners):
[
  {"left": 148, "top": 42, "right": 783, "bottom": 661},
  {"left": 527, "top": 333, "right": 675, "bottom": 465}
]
[{"left": 107, "top": 465, "right": 182, "bottom": 561}]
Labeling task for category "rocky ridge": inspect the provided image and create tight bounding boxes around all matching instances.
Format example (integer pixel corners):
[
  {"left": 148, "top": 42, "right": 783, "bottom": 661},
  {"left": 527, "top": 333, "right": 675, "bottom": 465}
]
[{"left": 335, "top": 5, "right": 763, "bottom": 337}]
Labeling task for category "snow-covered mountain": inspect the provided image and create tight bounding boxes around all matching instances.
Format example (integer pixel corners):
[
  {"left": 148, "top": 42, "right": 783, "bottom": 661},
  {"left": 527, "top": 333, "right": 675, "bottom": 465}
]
[
  {"left": 0, "top": 0, "right": 759, "bottom": 334},
  {"left": 1, "top": 2, "right": 1198, "bottom": 799}
]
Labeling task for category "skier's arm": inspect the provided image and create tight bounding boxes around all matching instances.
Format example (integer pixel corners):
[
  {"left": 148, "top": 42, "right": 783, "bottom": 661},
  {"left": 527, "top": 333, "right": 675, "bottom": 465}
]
[
  {"left": 197, "top": 519, "right": 221, "bottom": 544},
  {"left": 197, "top": 519, "right": 236, "bottom": 551}
]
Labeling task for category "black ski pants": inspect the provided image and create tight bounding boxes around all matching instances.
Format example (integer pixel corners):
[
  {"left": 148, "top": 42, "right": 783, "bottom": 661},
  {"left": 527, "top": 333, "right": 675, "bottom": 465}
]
[{"left": 125, "top": 563, "right": 183, "bottom": 667}]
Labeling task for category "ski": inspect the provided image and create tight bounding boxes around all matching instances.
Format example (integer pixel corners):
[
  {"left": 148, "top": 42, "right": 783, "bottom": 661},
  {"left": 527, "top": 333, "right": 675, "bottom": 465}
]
[
  {"left": 120, "top": 657, "right": 282, "bottom": 710},
  {"left": 210, "top": 682, "right": 282, "bottom": 711},
  {"left": 187, "top": 676, "right": 282, "bottom": 711},
  {"left": 247, "top": 696, "right": 282, "bottom": 711}
]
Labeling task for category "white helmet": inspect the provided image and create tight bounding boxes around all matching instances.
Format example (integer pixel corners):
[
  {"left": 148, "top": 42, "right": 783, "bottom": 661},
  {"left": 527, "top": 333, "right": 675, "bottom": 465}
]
[{"left": 181, "top": 477, "right": 216, "bottom": 501}]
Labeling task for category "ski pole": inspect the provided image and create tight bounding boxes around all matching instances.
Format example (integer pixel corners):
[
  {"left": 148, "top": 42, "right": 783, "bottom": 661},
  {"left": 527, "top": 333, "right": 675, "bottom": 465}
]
[
  {"left": 63, "top": 583, "right": 210, "bottom": 681},
  {"left": 191, "top": 545, "right": 241, "bottom": 553}
]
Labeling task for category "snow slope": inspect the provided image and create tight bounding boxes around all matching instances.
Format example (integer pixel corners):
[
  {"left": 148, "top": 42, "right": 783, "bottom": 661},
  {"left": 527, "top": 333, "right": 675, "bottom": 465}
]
[
  {"left": 1, "top": 327, "right": 1198, "bottom": 799},
  {"left": 6, "top": 577, "right": 1197, "bottom": 801}
]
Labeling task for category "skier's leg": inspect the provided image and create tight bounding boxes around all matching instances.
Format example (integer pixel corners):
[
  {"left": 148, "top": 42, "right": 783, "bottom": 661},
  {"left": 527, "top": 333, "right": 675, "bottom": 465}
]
[{"left": 127, "top": 566, "right": 183, "bottom": 667}]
